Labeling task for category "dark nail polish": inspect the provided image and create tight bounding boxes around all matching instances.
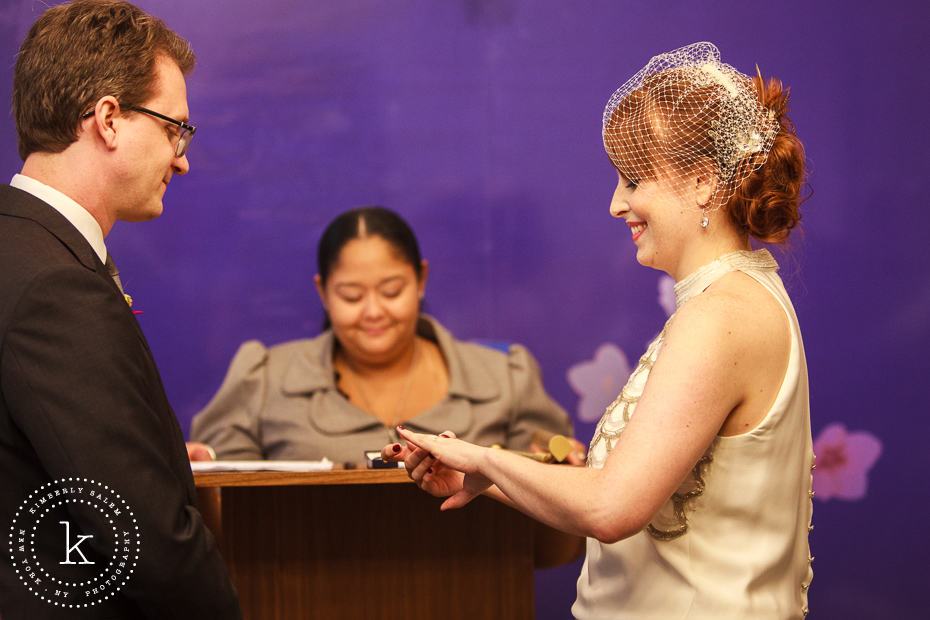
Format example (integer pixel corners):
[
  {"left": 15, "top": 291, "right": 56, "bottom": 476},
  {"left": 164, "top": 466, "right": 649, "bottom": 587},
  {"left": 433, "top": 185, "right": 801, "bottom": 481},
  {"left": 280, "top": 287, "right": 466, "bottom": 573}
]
[{"left": 392, "top": 444, "right": 401, "bottom": 453}]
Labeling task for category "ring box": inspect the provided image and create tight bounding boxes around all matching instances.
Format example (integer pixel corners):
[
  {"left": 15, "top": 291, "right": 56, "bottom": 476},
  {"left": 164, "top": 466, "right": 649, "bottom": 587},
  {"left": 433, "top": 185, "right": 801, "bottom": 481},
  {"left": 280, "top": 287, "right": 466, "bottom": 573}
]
[{"left": 365, "top": 450, "right": 403, "bottom": 469}]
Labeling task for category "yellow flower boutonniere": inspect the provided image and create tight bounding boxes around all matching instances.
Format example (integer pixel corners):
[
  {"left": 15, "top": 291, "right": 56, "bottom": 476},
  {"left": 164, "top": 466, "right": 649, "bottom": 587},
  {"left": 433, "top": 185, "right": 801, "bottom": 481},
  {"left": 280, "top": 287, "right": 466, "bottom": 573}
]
[{"left": 124, "top": 292, "right": 143, "bottom": 315}]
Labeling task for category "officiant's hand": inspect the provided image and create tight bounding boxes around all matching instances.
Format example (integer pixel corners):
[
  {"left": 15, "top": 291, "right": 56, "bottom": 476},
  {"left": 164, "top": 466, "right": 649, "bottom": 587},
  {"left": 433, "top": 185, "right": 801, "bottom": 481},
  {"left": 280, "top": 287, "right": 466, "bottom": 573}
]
[{"left": 186, "top": 441, "right": 216, "bottom": 462}]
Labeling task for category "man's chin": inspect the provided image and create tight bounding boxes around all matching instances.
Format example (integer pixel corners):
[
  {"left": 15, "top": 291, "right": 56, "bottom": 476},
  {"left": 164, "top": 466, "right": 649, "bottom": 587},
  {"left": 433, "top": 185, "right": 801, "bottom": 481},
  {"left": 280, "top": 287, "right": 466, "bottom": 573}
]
[{"left": 122, "top": 204, "right": 164, "bottom": 223}]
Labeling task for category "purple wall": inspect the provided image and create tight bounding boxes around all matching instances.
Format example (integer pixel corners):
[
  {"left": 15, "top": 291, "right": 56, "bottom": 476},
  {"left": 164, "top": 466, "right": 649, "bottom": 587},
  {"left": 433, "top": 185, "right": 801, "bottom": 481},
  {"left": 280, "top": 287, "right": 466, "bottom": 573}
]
[{"left": 3, "top": 0, "right": 927, "bottom": 616}]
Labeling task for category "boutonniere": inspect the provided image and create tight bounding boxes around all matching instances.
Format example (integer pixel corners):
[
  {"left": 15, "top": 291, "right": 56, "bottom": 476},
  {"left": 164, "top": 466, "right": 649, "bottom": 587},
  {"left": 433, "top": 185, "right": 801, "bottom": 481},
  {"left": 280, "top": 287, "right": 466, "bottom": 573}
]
[{"left": 124, "top": 293, "right": 143, "bottom": 315}]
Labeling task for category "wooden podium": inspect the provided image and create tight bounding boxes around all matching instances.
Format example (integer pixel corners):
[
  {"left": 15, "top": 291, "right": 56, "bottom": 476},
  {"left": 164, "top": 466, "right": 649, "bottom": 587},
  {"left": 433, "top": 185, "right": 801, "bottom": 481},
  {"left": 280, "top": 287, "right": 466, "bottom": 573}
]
[{"left": 194, "top": 469, "right": 582, "bottom": 620}]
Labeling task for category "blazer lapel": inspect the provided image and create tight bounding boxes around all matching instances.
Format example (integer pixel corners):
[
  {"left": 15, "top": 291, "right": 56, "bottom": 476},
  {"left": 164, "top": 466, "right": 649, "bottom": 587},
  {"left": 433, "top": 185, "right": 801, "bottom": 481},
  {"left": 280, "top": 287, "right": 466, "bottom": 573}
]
[
  {"left": 0, "top": 184, "right": 150, "bottom": 348},
  {"left": 1, "top": 184, "right": 102, "bottom": 273}
]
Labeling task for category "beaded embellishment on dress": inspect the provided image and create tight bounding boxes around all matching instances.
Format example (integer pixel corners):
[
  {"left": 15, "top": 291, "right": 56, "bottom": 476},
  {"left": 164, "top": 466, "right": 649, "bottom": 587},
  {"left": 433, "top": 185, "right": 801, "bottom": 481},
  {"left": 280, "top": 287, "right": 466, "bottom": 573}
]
[{"left": 586, "top": 249, "right": 779, "bottom": 539}]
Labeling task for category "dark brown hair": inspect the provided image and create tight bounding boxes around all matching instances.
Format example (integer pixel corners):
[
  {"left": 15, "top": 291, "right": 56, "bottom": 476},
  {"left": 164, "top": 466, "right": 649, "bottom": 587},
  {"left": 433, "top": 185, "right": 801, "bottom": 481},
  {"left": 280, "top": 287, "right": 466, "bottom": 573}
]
[
  {"left": 317, "top": 206, "right": 424, "bottom": 287},
  {"left": 13, "top": 0, "right": 195, "bottom": 160}
]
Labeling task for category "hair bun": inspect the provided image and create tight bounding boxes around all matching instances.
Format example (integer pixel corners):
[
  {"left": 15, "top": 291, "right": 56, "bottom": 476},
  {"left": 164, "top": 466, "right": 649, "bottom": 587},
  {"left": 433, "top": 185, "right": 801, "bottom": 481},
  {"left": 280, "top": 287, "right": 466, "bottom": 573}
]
[{"left": 726, "top": 74, "right": 808, "bottom": 243}]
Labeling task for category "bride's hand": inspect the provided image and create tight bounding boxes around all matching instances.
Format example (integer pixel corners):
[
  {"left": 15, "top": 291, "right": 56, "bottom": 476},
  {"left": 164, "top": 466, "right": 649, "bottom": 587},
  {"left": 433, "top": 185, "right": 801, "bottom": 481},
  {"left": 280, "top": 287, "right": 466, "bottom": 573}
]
[{"left": 394, "top": 427, "right": 493, "bottom": 510}]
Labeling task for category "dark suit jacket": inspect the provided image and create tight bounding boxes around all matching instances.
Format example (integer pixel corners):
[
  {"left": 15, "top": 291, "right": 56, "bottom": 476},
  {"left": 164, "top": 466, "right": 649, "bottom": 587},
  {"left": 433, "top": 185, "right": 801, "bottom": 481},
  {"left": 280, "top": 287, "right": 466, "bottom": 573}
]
[{"left": 0, "top": 184, "right": 241, "bottom": 619}]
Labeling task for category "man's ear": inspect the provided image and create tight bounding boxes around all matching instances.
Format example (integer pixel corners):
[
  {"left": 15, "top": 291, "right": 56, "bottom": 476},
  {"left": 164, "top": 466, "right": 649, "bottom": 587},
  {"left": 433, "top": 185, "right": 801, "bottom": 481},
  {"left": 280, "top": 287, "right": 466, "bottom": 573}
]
[{"left": 85, "top": 96, "right": 121, "bottom": 150}]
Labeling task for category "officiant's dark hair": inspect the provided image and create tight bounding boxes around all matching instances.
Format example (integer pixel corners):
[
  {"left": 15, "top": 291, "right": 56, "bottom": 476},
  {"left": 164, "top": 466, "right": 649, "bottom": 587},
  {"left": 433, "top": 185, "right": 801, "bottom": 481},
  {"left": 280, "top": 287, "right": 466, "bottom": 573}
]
[{"left": 317, "top": 206, "right": 424, "bottom": 287}]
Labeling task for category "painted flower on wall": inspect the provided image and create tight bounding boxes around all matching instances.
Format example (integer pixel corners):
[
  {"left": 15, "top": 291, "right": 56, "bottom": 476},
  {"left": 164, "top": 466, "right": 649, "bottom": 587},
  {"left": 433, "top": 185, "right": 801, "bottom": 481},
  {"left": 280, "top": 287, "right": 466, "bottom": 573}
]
[
  {"left": 812, "top": 423, "right": 882, "bottom": 501},
  {"left": 567, "top": 343, "right": 632, "bottom": 423}
]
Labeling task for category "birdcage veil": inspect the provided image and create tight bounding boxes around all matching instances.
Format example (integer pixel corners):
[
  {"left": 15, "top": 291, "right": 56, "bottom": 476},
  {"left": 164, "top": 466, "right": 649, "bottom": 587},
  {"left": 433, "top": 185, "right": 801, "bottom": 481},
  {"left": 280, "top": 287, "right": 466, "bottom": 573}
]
[{"left": 603, "top": 42, "right": 779, "bottom": 215}]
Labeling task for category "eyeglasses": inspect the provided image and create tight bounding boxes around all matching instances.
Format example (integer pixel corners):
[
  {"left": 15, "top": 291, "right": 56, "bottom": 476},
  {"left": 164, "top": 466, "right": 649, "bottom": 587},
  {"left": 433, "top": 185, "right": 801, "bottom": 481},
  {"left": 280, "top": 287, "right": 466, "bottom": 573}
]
[{"left": 81, "top": 105, "right": 196, "bottom": 158}]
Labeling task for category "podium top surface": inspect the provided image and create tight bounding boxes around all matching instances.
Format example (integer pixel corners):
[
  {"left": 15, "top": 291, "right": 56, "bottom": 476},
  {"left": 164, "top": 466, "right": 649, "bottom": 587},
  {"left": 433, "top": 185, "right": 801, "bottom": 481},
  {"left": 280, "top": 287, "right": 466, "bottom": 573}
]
[{"left": 193, "top": 468, "right": 412, "bottom": 487}]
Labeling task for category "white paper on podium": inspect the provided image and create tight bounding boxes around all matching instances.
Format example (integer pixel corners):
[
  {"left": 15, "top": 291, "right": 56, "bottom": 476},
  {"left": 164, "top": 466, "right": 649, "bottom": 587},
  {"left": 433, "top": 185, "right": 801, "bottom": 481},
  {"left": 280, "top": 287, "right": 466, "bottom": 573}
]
[{"left": 190, "top": 458, "right": 334, "bottom": 473}]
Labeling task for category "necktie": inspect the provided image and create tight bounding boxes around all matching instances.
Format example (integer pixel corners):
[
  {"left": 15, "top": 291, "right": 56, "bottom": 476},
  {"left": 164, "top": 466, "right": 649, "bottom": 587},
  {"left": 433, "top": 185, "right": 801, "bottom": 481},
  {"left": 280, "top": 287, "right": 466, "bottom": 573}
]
[{"left": 105, "top": 254, "right": 124, "bottom": 294}]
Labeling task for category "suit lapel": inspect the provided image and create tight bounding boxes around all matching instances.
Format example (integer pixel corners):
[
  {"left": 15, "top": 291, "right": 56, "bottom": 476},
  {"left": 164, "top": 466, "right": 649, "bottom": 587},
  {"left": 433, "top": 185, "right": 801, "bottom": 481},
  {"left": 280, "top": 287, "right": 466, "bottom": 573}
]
[
  {"left": 0, "top": 184, "right": 152, "bottom": 348},
  {"left": 1, "top": 184, "right": 103, "bottom": 269}
]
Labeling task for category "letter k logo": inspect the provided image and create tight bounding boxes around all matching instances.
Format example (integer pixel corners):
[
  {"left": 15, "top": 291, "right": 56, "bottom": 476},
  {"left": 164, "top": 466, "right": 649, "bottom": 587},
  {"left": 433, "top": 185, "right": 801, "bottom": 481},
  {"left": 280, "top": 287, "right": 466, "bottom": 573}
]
[{"left": 59, "top": 521, "right": 94, "bottom": 565}]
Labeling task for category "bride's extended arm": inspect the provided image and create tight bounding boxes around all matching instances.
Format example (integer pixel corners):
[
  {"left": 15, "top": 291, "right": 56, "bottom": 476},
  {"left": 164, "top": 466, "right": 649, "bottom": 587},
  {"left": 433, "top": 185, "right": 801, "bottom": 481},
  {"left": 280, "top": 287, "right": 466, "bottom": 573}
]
[{"left": 399, "top": 288, "right": 773, "bottom": 543}]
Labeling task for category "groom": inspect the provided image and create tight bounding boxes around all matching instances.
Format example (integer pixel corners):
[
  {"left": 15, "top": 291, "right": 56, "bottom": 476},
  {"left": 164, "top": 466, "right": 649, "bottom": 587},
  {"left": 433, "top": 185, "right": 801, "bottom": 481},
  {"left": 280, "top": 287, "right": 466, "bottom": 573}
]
[{"left": 0, "top": 1, "right": 240, "bottom": 618}]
